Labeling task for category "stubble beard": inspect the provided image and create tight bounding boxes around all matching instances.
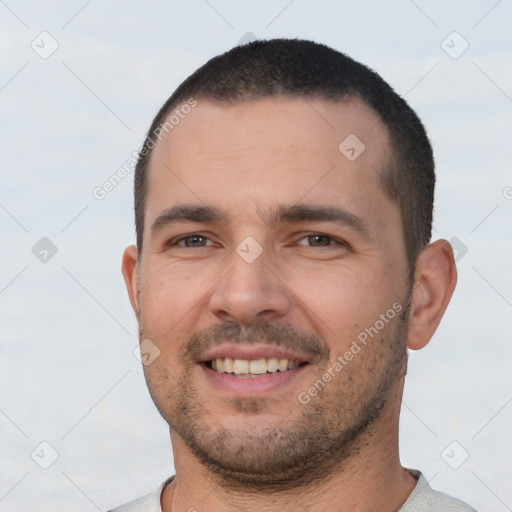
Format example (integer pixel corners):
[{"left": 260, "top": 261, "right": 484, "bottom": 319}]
[{"left": 142, "top": 299, "right": 410, "bottom": 492}]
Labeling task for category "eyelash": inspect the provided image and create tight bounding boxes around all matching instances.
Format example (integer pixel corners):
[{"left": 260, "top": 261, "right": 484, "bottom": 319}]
[
  {"left": 296, "top": 234, "right": 346, "bottom": 248},
  {"left": 172, "top": 234, "right": 216, "bottom": 248},
  {"left": 168, "top": 233, "right": 347, "bottom": 249}
]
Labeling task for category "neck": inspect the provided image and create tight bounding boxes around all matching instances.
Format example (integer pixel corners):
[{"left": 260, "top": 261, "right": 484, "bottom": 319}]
[{"left": 162, "top": 381, "right": 416, "bottom": 512}]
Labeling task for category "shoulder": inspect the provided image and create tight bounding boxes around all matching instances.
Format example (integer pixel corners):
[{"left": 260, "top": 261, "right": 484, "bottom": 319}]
[
  {"left": 400, "top": 470, "right": 478, "bottom": 512},
  {"left": 105, "top": 476, "right": 174, "bottom": 512},
  {"left": 107, "top": 493, "right": 151, "bottom": 512}
]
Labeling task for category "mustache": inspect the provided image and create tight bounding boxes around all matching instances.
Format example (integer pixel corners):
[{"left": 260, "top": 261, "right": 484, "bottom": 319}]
[{"left": 180, "top": 320, "right": 330, "bottom": 363}]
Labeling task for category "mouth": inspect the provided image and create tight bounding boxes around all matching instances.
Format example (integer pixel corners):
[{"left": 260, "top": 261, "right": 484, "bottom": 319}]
[
  {"left": 203, "top": 357, "right": 309, "bottom": 378},
  {"left": 197, "top": 344, "right": 313, "bottom": 395}
]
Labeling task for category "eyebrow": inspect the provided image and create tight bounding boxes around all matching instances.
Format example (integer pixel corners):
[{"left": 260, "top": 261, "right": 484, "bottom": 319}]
[
  {"left": 151, "top": 205, "right": 226, "bottom": 236},
  {"left": 270, "top": 204, "right": 371, "bottom": 235},
  {"left": 150, "top": 203, "right": 374, "bottom": 241}
]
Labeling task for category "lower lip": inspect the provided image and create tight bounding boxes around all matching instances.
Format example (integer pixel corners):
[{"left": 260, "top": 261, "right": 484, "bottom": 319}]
[{"left": 199, "top": 363, "right": 309, "bottom": 396}]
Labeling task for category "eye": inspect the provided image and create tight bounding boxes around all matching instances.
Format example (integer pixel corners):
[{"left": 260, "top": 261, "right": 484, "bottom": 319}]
[
  {"left": 296, "top": 234, "right": 342, "bottom": 247},
  {"left": 173, "top": 234, "right": 214, "bottom": 248}
]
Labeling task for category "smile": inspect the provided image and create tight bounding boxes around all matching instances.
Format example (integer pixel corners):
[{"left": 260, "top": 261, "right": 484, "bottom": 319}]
[{"left": 205, "top": 357, "right": 308, "bottom": 377}]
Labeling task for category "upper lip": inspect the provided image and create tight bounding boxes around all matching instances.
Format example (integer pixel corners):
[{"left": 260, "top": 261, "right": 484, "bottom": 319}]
[{"left": 198, "top": 343, "right": 312, "bottom": 364}]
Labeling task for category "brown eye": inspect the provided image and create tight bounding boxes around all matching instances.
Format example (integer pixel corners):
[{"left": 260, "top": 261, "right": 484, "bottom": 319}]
[
  {"left": 177, "top": 235, "right": 211, "bottom": 247},
  {"left": 307, "top": 234, "right": 333, "bottom": 246},
  {"left": 297, "top": 234, "right": 335, "bottom": 247}
]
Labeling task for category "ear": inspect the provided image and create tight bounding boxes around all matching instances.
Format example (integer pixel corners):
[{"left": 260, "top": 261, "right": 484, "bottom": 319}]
[
  {"left": 121, "top": 245, "right": 140, "bottom": 320},
  {"left": 406, "top": 239, "right": 457, "bottom": 350}
]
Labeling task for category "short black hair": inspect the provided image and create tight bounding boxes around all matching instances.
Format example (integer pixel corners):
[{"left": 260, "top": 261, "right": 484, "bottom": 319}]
[{"left": 134, "top": 38, "right": 435, "bottom": 275}]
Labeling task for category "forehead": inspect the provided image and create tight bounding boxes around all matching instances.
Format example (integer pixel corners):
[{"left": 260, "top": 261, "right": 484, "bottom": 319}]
[
  {"left": 146, "top": 96, "right": 396, "bottom": 229},
  {"left": 153, "top": 95, "right": 389, "bottom": 163}
]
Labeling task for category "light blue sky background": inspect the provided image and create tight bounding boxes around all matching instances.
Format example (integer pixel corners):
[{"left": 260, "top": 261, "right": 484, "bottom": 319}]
[{"left": 1, "top": 1, "right": 511, "bottom": 511}]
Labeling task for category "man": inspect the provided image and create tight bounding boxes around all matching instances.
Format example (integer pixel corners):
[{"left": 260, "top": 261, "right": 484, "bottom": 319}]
[{"left": 112, "top": 39, "right": 476, "bottom": 511}]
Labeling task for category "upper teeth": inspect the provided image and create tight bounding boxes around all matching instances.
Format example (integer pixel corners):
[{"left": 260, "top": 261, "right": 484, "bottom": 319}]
[{"left": 211, "top": 357, "right": 301, "bottom": 375}]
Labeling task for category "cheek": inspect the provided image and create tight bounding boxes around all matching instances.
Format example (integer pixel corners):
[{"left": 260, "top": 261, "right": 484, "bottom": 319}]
[
  {"left": 288, "top": 263, "right": 399, "bottom": 347},
  {"left": 139, "top": 263, "right": 209, "bottom": 335}
]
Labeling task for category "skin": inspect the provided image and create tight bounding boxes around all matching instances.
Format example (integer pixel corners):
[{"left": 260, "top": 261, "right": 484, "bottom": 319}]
[{"left": 122, "top": 96, "right": 457, "bottom": 512}]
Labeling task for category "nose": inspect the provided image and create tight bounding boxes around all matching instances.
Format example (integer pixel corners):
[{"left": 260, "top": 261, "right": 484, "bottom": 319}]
[{"left": 208, "top": 245, "right": 293, "bottom": 325}]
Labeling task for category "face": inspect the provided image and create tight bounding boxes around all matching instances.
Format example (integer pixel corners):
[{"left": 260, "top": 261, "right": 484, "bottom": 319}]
[{"left": 124, "top": 97, "right": 413, "bottom": 488}]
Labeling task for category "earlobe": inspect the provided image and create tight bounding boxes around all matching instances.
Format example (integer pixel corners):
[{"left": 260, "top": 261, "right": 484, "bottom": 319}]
[
  {"left": 121, "top": 245, "right": 140, "bottom": 320},
  {"left": 406, "top": 240, "right": 457, "bottom": 350}
]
